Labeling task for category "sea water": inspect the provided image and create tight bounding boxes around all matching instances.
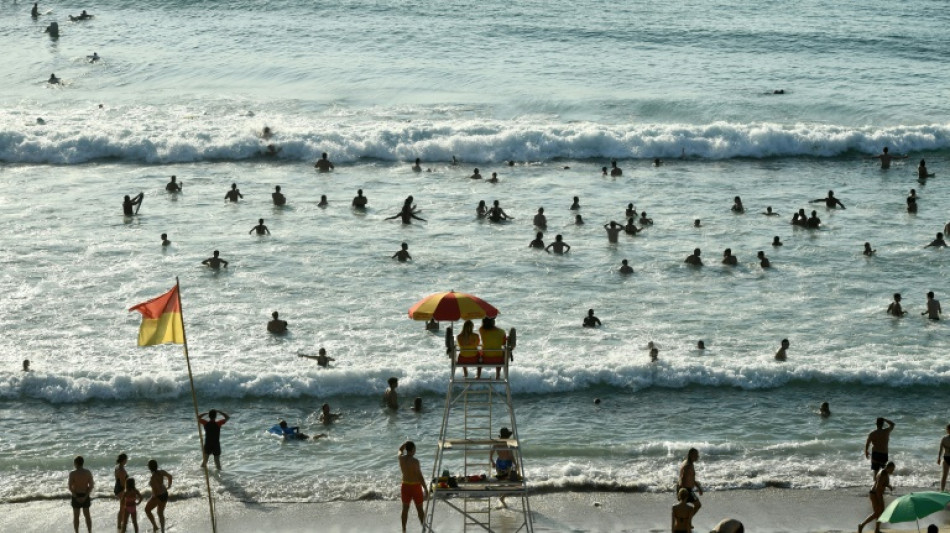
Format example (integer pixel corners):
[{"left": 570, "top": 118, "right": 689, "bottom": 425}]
[{"left": 2, "top": 0, "right": 950, "bottom": 507}]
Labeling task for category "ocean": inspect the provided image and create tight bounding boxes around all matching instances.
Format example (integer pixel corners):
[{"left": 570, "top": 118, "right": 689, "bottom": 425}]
[{"left": 2, "top": 0, "right": 950, "bottom": 511}]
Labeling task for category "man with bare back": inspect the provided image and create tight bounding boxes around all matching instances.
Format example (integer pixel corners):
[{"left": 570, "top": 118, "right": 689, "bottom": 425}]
[
  {"left": 145, "top": 459, "right": 173, "bottom": 533},
  {"left": 68, "top": 456, "right": 94, "bottom": 533},
  {"left": 398, "top": 441, "right": 428, "bottom": 532},
  {"left": 865, "top": 417, "right": 895, "bottom": 477}
]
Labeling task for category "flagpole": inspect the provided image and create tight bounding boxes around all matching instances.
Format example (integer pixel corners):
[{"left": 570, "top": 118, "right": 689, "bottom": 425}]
[{"left": 176, "top": 277, "right": 218, "bottom": 533}]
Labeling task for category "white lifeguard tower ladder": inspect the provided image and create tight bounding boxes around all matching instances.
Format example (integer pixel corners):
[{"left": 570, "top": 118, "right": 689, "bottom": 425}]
[{"left": 423, "top": 328, "right": 533, "bottom": 533}]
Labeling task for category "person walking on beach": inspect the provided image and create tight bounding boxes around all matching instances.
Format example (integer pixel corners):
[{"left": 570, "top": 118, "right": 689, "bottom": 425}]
[
  {"left": 870, "top": 147, "right": 907, "bottom": 169},
  {"left": 272, "top": 185, "right": 286, "bottom": 206},
  {"left": 922, "top": 291, "right": 942, "bottom": 320},
  {"left": 224, "top": 183, "right": 243, "bottom": 202},
  {"left": 384, "top": 377, "right": 399, "bottom": 409},
  {"left": 267, "top": 311, "right": 288, "bottom": 334},
  {"left": 68, "top": 455, "right": 94, "bottom": 533},
  {"left": 198, "top": 408, "right": 230, "bottom": 470},
  {"left": 672, "top": 487, "right": 700, "bottom": 533},
  {"left": 202, "top": 250, "right": 228, "bottom": 270},
  {"left": 865, "top": 417, "right": 895, "bottom": 477},
  {"left": 165, "top": 176, "right": 182, "bottom": 193},
  {"left": 249, "top": 218, "right": 270, "bottom": 236},
  {"left": 938, "top": 424, "right": 950, "bottom": 491},
  {"left": 887, "top": 293, "right": 906, "bottom": 316},
  {"left": 398, "top": 441, "right": 428, "bottom": 532},
  {"left": 858, "top": 461, "right": 895, "bottom": 533},
  {"left": 314, "top": 152, "right": 335, "bottom": 172},
  {"left": 677, "top": 448, "right": 704, "bottom": 519},
  {"left": 114, "top": 453, "right": 129, "bottom": 530},
  {"left": 145, "top": 459, "right": 172, "bottom": 533}
]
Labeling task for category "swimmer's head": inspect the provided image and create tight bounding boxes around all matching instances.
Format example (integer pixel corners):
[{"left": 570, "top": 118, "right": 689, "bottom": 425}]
[
  {"left": 259, "top": 218, "right": 264, "bottom": 224},
  {"left": 272, "top": 311, "right": 279, "bottom": 319},
  {"left": 928, "top": 291, "right": 935, "bottom": 299},
  {"left": 677, "top": 488, "right": 688, "bottom": 502},
  {"left": 357, "top": 189, "right": 363, "bottom": 195},
  {"left": 401, "top": 242, "right": 408, "bottom": 250},
  {"left": 388, "top": 377, "right": 398, "bottom": 388},
  {"left": 883, "top": 147, "right": 889, "bottom": 153},
  {"left": 621, "top": 259, "right": 628, "bottom": 265},
  {"left": 404, "top": 441, "right": 416, "bottom": 454},
  {"left": 781, "top": 338, "right": 790, "bottom": 347},
  {"left": 693, "top": 248, "right": 701, "bottom": 256},
  {"left": 161, "top": 233, "right": 167, "bottom": 240},
  {"left": 319, "top": 348, "right": 326, "bottom": 356},
  {"left": 587, "top": 309, "right": 595, "bottom": 316},
  {"left": 213, "top": 250, "right": 220, "bottom": 257},
  {"left": 723, "top": 248, "right": 732, "bottom": 256},
  {"left": 537, "top": 207, "right": 544, "bottom": 214},
  {"left": 116, "top": 453, "right": 127, "bottom": 464},
  {"left": 555, "top": 234, "right": 563, "bottom": 241},
  {"left": 74, "top": 456, "right": 84, "bottom": 467},
  {"left": 694, "top": 219, "right": 701, "bottom": 226},
  {"left": 322, "top": 152, "right": 328, "bottom": 159},
  {"left": 536, "top": 232, "right": 543, "bottom": 239},
  {"left": 231, "top": 183, "right": 237, "bottom": 189},
  {"left": 275, "top": 185, "right": 281, "bottom": 192},
  {"left": 697, "top": 340, "right": 705, "bottom": 349},
  {"left": 894, "top": 293, "right": 901, "bottom": 301},
  {"left": 208, "top": 409, "right": 217, "bottom": 420}
]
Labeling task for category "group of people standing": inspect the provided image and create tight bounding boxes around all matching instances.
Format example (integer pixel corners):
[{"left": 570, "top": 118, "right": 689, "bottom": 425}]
[{"left": 68, "top": 454, "right": 171, "bottom": 533}]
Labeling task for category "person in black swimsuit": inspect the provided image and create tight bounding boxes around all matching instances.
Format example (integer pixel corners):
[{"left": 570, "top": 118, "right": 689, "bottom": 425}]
[
  {"left": 198, "top": 409, "right": 230, "bottom": 470},
  {"left": 145, "top": 460, "right": 172, "bottom": 533}
]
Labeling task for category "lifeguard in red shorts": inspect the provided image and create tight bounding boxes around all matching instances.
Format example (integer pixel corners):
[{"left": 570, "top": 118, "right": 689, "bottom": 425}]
[{"left": 398, "top": 441, "right": 428, "bottom": 532}]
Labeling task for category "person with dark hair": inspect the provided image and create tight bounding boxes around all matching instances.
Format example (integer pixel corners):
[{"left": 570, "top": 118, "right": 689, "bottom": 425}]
[
  {"left": 685, "top": 248, "right": 702, "bottom": 266},
  {"left": 604, "top": 221, "right": 622, "bottom": 243},
  {"left": 619, "top": 259, "right": 633, "bottom": 275},
  {"left": 114, "top": 453, "right": 129, "bottom": 530},
  {"left": 609, "top": 160, "right": 622, "bottom": 177},
  {"left": 570, "top": 196, "right": 580, "bottom": 210},
  {"left": 314, "top": 152, "right": 334, "bottom": 172},
  {"left": 859, "top": 461, "right": 895, "bottom": 533},
  {"left": 731, "top": 196, "right": 744, "bottom": 213},
  {"left": 392, "top": 242, "right": 412, "bottom": 262},
  {"left": 165, "top": 176, "right": 182, "bottom": 193},
  {"left": 299, "top": 347, "right": 334, "bottom": 367},
  {"left": 68, "top": 455, "right": 94, "bottom": 533},
  {"left": 865, "top": 417, "right": 895, "bottom": 477},
  {"left": 319, "top": 403, "right": 341, "bottom": 425},
  {"left": 918, "top": 159, "right": 935, "bottom": 179},
  {"left": 398, "top": 441, "right": 428, "bottom": 532},
  {"left": 922, "top": 291, "right": 942, "bottom": 320},
  {"left": 352, "top": 189, "right": 368, "bottom": 209},
  {"left": 384, "top": 377, "right": 399, "bottom": 409},
  {"left": 533, "top": 208, "right": 547, "bottom": 229},
  {"left": 819, "top": 402, "right": 831, "bottom": 417},
  {"left": 385, "top": 196, "right": 426, "bottom": 224},
  {"left": 272, "top": 186, "right": 286, "bottom": 206},
  {"left": 864, "top": 242, "right": 876, "bottom": 256},
  {"left": 938, "top": 425, "right": 950, "bottom": 491},
  {"left": 583, "top": 309, "right": 602, "bottom": 328},
  {"left": 224, "top": 183, "right": 243, "bottom": 202},
  {"left": 145, "top": 460, "right": 172, "bottom": 533},
  {"left": 529, "top": 232, "right": 545, "bottom": 250},
  {"left": 249, "top": 218, "right": 270, "bottom": 236},
  {"left": 202, "top": 250, "right": 228, "bottom": 270},
  {"left": 198, "top": 408, "right": 230, "bottom": 470},
  {"left": 468, "top": 168, "right": 483, "bottom": 179},
  {"left": 545, "top": 234, "right": 570, "bottom": 254},
  {"left": 160, "top": 233, "right": 171, "bottom": 247},
  {"left": 810, "top": 190, "right": 846, "bottom": 209},
  {"left": 411, "top": 158, "right": 422, "bottom": 172},
  {"left": 757, "top": 251, "right": 770, "bottom": 268},
  {"left": 887, "top": 293, "right": 906, "bottom": 317},
  {"left": 122, "top": 193, "right": 144, "bottom": 216},
  {"left": 871, "top": 146, "right": 908, "bottom": 169},
  {"left": 925, "top": 233, "right": 947, "bottom": 248},
  {"left": 721, "top": 248, "right": 737, "bottom": 266},
  {"left": 267, "top": 311, "right": 288, "bottom": 334},
  {"left": 117, "top": 477, "right": 143, "bottom": 533},
  {"left": 772, "top": 236, "right": 783, "bottom": 247},
  {"left": 676, "top": 449, "right": 703, "bottom": 520},
  {"left": 487, "top": 200, "right": 512, "bottom": 222},
  {"left": 775, "top": 339, "right": 790, "bottom": 361}
]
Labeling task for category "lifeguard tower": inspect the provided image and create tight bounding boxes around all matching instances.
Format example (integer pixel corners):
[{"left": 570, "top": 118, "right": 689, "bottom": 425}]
[{"left": 423, "top": 324, "right": 533, "bottom": 533}]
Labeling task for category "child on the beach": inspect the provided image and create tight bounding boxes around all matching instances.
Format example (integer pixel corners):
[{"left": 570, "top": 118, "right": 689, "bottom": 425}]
[{"left": 118, "top": 478, "right": 144, "bottom": 533}]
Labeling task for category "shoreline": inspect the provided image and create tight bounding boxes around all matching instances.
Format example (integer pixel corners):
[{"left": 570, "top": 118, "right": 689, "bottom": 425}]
[{"left": 4, "top": 487, "right": 948, "bottom": 532}]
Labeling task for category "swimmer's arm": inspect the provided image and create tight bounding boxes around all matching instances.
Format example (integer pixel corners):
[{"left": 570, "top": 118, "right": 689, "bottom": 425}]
[
  {"left": 220, "top": 411, "right": 230, "bottom": 422},
  {"left": 201, "top": 258, "right": 210, "bottom": 265},
  {"left": 564, "top": 244, "right": 571, "bottom": 252},
  {"left": 249, "top": 227, "right": 255, "bottom": 234},
  {"left": 411, "top": 213, "right": 427, "bottom": 221},
  {"left": 221, "top": 259, "right": 229, "bottom": 268},
  {"left": 864, "top": 435, "right": 872, "bottom": 457},
  {"left": 264, "top": 227, "right": 271, "bottom": 235},
  {"left": 298, "top": 353, "right": 318, "bottom": 360}
]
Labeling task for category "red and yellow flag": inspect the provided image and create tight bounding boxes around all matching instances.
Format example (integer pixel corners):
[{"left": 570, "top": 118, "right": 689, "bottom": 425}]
[{"left": 129, "top": 285, "right": 185, "bottom": 346}]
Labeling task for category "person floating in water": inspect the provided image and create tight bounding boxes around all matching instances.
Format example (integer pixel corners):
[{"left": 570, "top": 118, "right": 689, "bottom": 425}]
[
  {"left": 314, "top": 152, "right": 334, "bottom": 172},
  {"left": 87, "top": 52, "right": 100, "bottom": 63},
  {"left": 775, "top": 338, "right": 790, "bottom": 361},
  {"left": 69, "top": 10, "right": 93, "bottom": 21},
  {"left": 619, "top": 259, "right": 633, "bottom": 274},
  {"left": 202, "top": 250, "right": 228, "bottom": 270},
  {"left": 272, "top": 186, "right": 286, "bottom": 206},
  {"left": 165, "top": 175, "right": 182, "bottom": 193},
  {"left": 810, "top": 190, "right": 846, "bottom": 209},
  {"left": 299, "top": 347, "right": 335, "bottom": 367},
  {"left": 352, "top": 189, "right": 367, "bottom": 209},
  {"left": 918, "top": 159, "right": 935, "bottom": 179},
  {"left": 864, "top": 242, "right": 876, "bottom": 256},
  {"left": 385, "top": 197, "right": 426, "bottom": 224},
  {"left": 533, "top": 208, "right": 547, "bottom": 229},
  {"left": 886, "top": 293, "right": 906, "bottom": 317},
  {"left": 392, "top": 242, "right": 412, "bottom": 262},
  {"left": 610, "top": 160, "right": 622, "bottom": 177},
  {"left": 48, "top": 73, "right": 60, "bottom": 84},
  {"left": 685, "top": 248, "right": 703, "bottom": 266},
  {"left": 529, "top": 232, "right": 544, "bottom": 249},
  {"left": 731, "top": 196, "right": 744, "bottom": 213},
  {"left": 763, "top": 206, "right": 778, "bottom": 216},
  {"left": 583, "top": 309, "right": 602, "bottom": 328},
  {"left": 249, "top": 218, "right": 270, "bottom": 236},
  {"left": 870, "top": 146, "right": 908, "bottom": 169},
  {"left": 757, "top": 251, "right": 770, "bottom": 268},
  {"left": 722, "top": 248, "right": 738, "bottom": 266},
  {"left": 926, "top": 232, "right": 947, "bottom": 248},
  {"left": 922, "top": 291, "right": 942, "bottom": 320},
  {"left": 224, "top": 183, "right": 243, "bottom": 202},
  {"left": 160, "top": 233, "right": 171, "bottom": 247},
  {"left": 468, "top": 168, "right": 482, "bottom": 179},
  {"left": 122, "top": 193, "right": 143, "bottom": 216},
  {"left": 267, "top": 311, "right": 288, "bottom": 334},
  {"left": 545, "top": 234, "right": 570, "bottom": 254},
  {"left": 487, "top": 200, "right": 512, "bottom": 222}
]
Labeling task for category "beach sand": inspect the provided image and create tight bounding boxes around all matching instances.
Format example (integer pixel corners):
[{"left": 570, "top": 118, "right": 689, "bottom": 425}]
[{"left": 3, "top": 488, "right": 948, "bottom": 532}]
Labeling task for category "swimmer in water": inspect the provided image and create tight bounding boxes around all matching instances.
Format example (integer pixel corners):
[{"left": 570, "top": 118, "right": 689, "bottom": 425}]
[
  {"left": 653, "top": 158, "right": 662, "bottom": 167},
  {"left": 601, "top": 166, "right": 608, "bottom": 176},
  {"left": 249, "top": 218, "right": 270, "bottom": 236},
  {"left": 570, "top": 196, "right": 580, "bottom": 210},
  {"left": 224, "top": 183, "right": 243, "bottom": 202},
  {"left": 610, "top": 160, "right": 622, "bottom": 177},
  {"left": 385, "top": 197, "right": 426, "bottom": 224},
  {"left": 261, "top": 126, "right": 272, "bottom": 140},
  {"left": 299, "top": 347, "right": 335, "bottom": 367},
  {"left": 165, "top": 175, "right": 182, "bottom": 193},
  {"left": 529, "top": 232, "right": 544, "bottom": 249},
  {"left": 314, "top": 152, "right": 334, "bottom": 172},
  {"left": 757, "top": 251, "right": 770, "bottom": 268},
  {"left": 806, "top": 210, "right": 821, "bottom": 229},
  {"left": 411, "top": 158, "right": 422, "bottom": 172},
  {"left": 583, "top": 309, "right": 602, "bottom": 328},
  {"left": 574, "top": 214, "right": 584, "bottom": 225},
  {"left": 476, "top": 200, "right": 487, "bottom": 219},
  {"left": 202, "top": 250, "right": 228, "bottom": 270},
  {"left": 604, "top": 221, "right": 622, "bottom": 244},
  {"left": 772, "top": 236, "right": 783, "bottom": 246},
  {"left": 122, "top": 193, "right": 143, "bottom": 216},
  {"left": 870, "top": 146, "right": 908, "bottom": 169},
  {"left": 639, "top": 212, "right": 653, "bottom": 225},
  {"left": 907, "top": 192, "right": 918, "bottom": 213},
  {"left": 819, "top": 402, "right": 831, "bottom": 417},
  {"left": 685, "top": 248, "right": 703, "bottom": 266},
  {"left": 697, "top": 340, "right": 705, "bottom": 351},
  {"left": 47, "top": 73, "right": 60, "bottom": 84},
  {"left": 161, "top": 233, "right": 171, "bottom": 247},
  {"left": 649, "top": 347, "right": 659, "bottom": 362},
  {"left": 70, "top": 10, "right": 92, "bottom": 21},
  {"left": 88, "top": 52, "right": 100, "bottom": 63},
  {"left": 533, "top": 208, "right": 547, "bottom": 229},
  {"left": 392, "top": 242, "right": 412, "bottom": 262},
  {"left": 926, "top": 232, "right": 947, "bottom": 248},
  {"left": 722, "top": 248, "right": 738, "bottom": 266},
  {"left": 918, "top": 159, "right": 935, "bottom": 179},
  {"left": 487, "top": 200, "right": 512, "bottom": 222},
  {"left": 545, "top": 234, "right": 571, "bottom": 254},
  {"left": 763, "top": 206, "right": 779, "bottom": 216},
  {"left": 352, "top": 189, "right": 367, "bottom": 209},
  {"left": 318, "top": 195, "right": 328, "bottom": 207},
  {"left": 272, "top": 186, "right": 286, "bottom": 206},
  {"left": 864, "top": 242, "right": 876, "bottom": 256},
  {"left": 731, "top": 196, "right": 744, "bottom": 213},
  {"left": 775, "top": 338, "right": 790, "bottom": 361},
  {"left": 488, "top": 172, "right": 499, "bottom": 183},
  {"left": 694, "top": 219, "right": 701, "bottom": 227},
  {"left": 32, "top": 3, "right": 39, "bottom": 18},
  {"left": 922, "top": 291, "right": 942, "bottom": 320},
  {"left": 811, "top": 190, "right": 846, "bottom": 209},
  {"left": 267, "top": 311, "right": 288, "bottom": 334},
  {"left": 619, "top": 259, "right": 633, "bottom": 274},
  {"left": 44, "top": 22, "right": 58, "bottom": 37},
  {"left": 625, "top": 203, "right": 637, "bottom": 219},
  {"left": 886, "top": 293, "right": 906, "bottom": 317},
  {"left": 624, "top": 218, "right": 639, "bottom": 235},
  {"left": 469, "top": 168, "right": 483, "bottom": 180}
]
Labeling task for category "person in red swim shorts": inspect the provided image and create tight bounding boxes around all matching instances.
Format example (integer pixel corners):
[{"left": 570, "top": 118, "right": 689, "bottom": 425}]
[{"left": 398, "top": 441, "right": 428, "bottom": 532}]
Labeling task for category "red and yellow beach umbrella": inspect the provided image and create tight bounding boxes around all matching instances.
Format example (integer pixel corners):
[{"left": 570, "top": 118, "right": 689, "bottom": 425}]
[{"left": 407, "top": 291, "right": 499, "bottom": 322}]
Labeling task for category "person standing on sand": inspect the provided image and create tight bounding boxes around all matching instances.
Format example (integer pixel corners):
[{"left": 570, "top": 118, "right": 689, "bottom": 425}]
[
  {"left": 677, "top": 448, "right": 704, "bottom": 519},
  {"left": 68, "top": 455, "right": 94, "bottom": 533},
  {"left": 870, "top": 146, "right": 908, "bottom": 169},
  {"left": 858, "top": 461, "right": 895, "bottom": 533},
  {"left": 865, "top": 417, "right": 895, "bottom": 477},
  {"left": 198, "top": 408, "right": 230, "bottom": 470},
  {"left": 938, "top": 424, "right": 950, "bottom": 491},
  {"left": 398, "top": 441, "right": 428, "bottom": 532},
  {"left": 671, "top": 487, "right": 700, "bottom": 533},
  {"left": 145, "top": 459, "right": 172, "bottom": 533},
  {"left": 384, "top": 377, "right": 399, "bottom": 409},
  {"left": 314, "top": 152, "right": 335, "bottom": 172},
  {"left": 922, "top": 291, "right": 942, "bottom": 320}
]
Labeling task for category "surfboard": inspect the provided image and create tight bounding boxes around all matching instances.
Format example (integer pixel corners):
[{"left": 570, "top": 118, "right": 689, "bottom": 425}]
[{"left": 134, "top": 192, "right": 144, "bottom": 215}]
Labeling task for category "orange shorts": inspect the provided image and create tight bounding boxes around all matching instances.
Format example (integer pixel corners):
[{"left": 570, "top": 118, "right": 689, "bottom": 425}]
[
  {"left": 401, "top": 483, "right": 424, "bottom": 505},
  {"left": 480, "top": 350, "right": 504, "bottom": 364}
]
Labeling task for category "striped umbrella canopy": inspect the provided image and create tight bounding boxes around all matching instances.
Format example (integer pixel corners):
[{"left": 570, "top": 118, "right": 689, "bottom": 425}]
[{"left": 407, "top": 291, "right": 499, "bottom": 321}]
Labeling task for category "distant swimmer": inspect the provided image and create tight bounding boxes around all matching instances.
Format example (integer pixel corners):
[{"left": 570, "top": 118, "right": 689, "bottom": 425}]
[
  {"left": 384, "top": 377, "right": 399, "bottom": 409},
  {"left": 487, "top": 200, "right": 512, "bottom": 222},
  {"left": 529, "top": 232, "right": 545, "bottom": 249},
  {"left": 574, "top": 214, "right": 584, "bottom": 225},
  {"left": 122, "top": 193, "right": 143, "bottom": 216},
  {"left": 693, "top": 219, "right": 701, "bottom": 227},
  {"left": 261, "top": 126, "right": 272, "bottom": 140},
  {"left": 165, "top": 175, "right": 182, "bottom": 193},
  {"left": 625, "top": 203, "right": 637, "bottom": 219},
  {"left": 774, "top": 338, "right": 789, "bottom": 361},
  {"left": 545, "top": 234, "right": 571, "bottom": 254},
  {"left": 319, "top": 403, "right": 341, "bottom": 425},
  {"left": 763, "top": 206, "right": 779, "bottom": 216},
  {"left": 685, "top": 248, "right": 703, "bottom": 266},
  {"left": 922, "top": 291, "right": 942, "bottom": 320},
  {"left": 819, "top": 402, "right": 831, "bottom": 417},
  {"left": 570, "top": 196, "right": 580, "bottom": 210},
  {"left": 44, "top": 22, "right": 58, "bottom": 37},
  {"left": 385, "top": 197, "right": 426, "bottom": 224},
  {"left": 160, "top": 233, "right": 171, "bottom": 247},
  {"left": 488, "top": 172, "right": 499, "bottom": 183},
  {"left": 299, "top": 347, "right": 335, "bottom": 367},
  {"left": 639, "top": 211, "right": 653, "bottom": 225},
  {"left": 696, "top": 340, "right": 705, "bottom": 350},
  {"left": 810, "top": 190, "right": 846, "bottom": 209},
  {"left": 772, "top": 236, "right": 783, "bottom": 246},
  {"left": 425, "top": 318, "right": 439, "bottom": 332},
  {"left": 907, "top": 194, "right": 918, "bottom": 213},
  {"left": 476, "top": 200, "right": 487, "bottom": 219},
  {"left": 314, "top": 152, "right": 335, "bottom": 172},
  {"left": 863, "top": 242, "right": 876, "bottom": 256},
  {"left": 87, "top": 52, "right": 100, "bottom": 63},
  {"left": 533, "top": 208, "right": 547, "bottom": 229},
  {"left": 925, "top": 232, "right": 947, "bottom": 248},
  {"left": 791, "top": 208, "right": 806, "bottom": 226},
  {"left": 722, "top": 248, "right": 737, "bottom": 266},
  {"left": 624, "top": 217, "right": 639, "bottom": 235},
  {"left": 601, "top": 166, "right": 608, "bottom": 176},
  {"left": 23, "top": 359, "right": 30, "bottom": 371},
  {"left": 886, "top": 293, "right": 906, "bottom": 317},
  {"left": 619, "top": 259, "right": 633, "bottom": 274},
  {"left": 918, "top": 159, "right": 935, "bottom": 179},
  {"left": 272, "top": 186, "right": 286, "bottom": 206},
  {"left": 249, "top": 218, "right": 270, "bottom": 236},
  {"left": 318, "top": 195, "right": 328, "bottom": 207},
  {"left": 582, "top": 309, "right": 602, "bottom": 328},
  {"left": 69, "top": 10, "right": 93, "bottom": 21},
  {"left": 267, "top": 311, "right": 288, "bottom": 334},
  {"left": 263, "top": 144, "right": 280, "bottom": 157},
  {"left": 610, "top": 160, "right": 622, "bottom": 177},
  {"left": 757, "top": 250, "right": 770, "bottom": 268},
  {"left": 653, "top": 158, "right": 662, "bottom": 167},
  {"left": 411, "top": 158, "right": 422, "bottom": 172},
  {"left": 604, "top": 221, "right": 622, "bottom": 243},
  {"left": 47, "top": 73, "right": 60, "bottom": 84},
  {"left": 352, "top": 189, "right": 367, "bottom": 209},
  {"left": 32, "top": 3, "right": 39, "bottom": 17},
  {"left": 870, "top": 146, "right": 908, "bottom": 169},
  {"left": 469, "top": 168, "right": 483, "bottom": 179},
  {"left": 392, "top": 242, "right": 412, "bottom": 262},
  {"left": 224, "top": 183, "right": 243, "bottom": 202},
  {"left": 202, "top": 250, "right": 228, "bottom": 270},
  {"left": 773, "top": 89, "right": 785, "bottom": 94},
  {"left": 731, "top": 196, "right": 744, "bottom": 213},
  {"left": 806, "top": 210, "right": 821, "bottom": 229}
]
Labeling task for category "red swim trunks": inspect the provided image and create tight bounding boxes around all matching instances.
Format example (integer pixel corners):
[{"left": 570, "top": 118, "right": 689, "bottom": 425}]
[{"left": 401, "top": 483, "right": 424, "bottom": 505}]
